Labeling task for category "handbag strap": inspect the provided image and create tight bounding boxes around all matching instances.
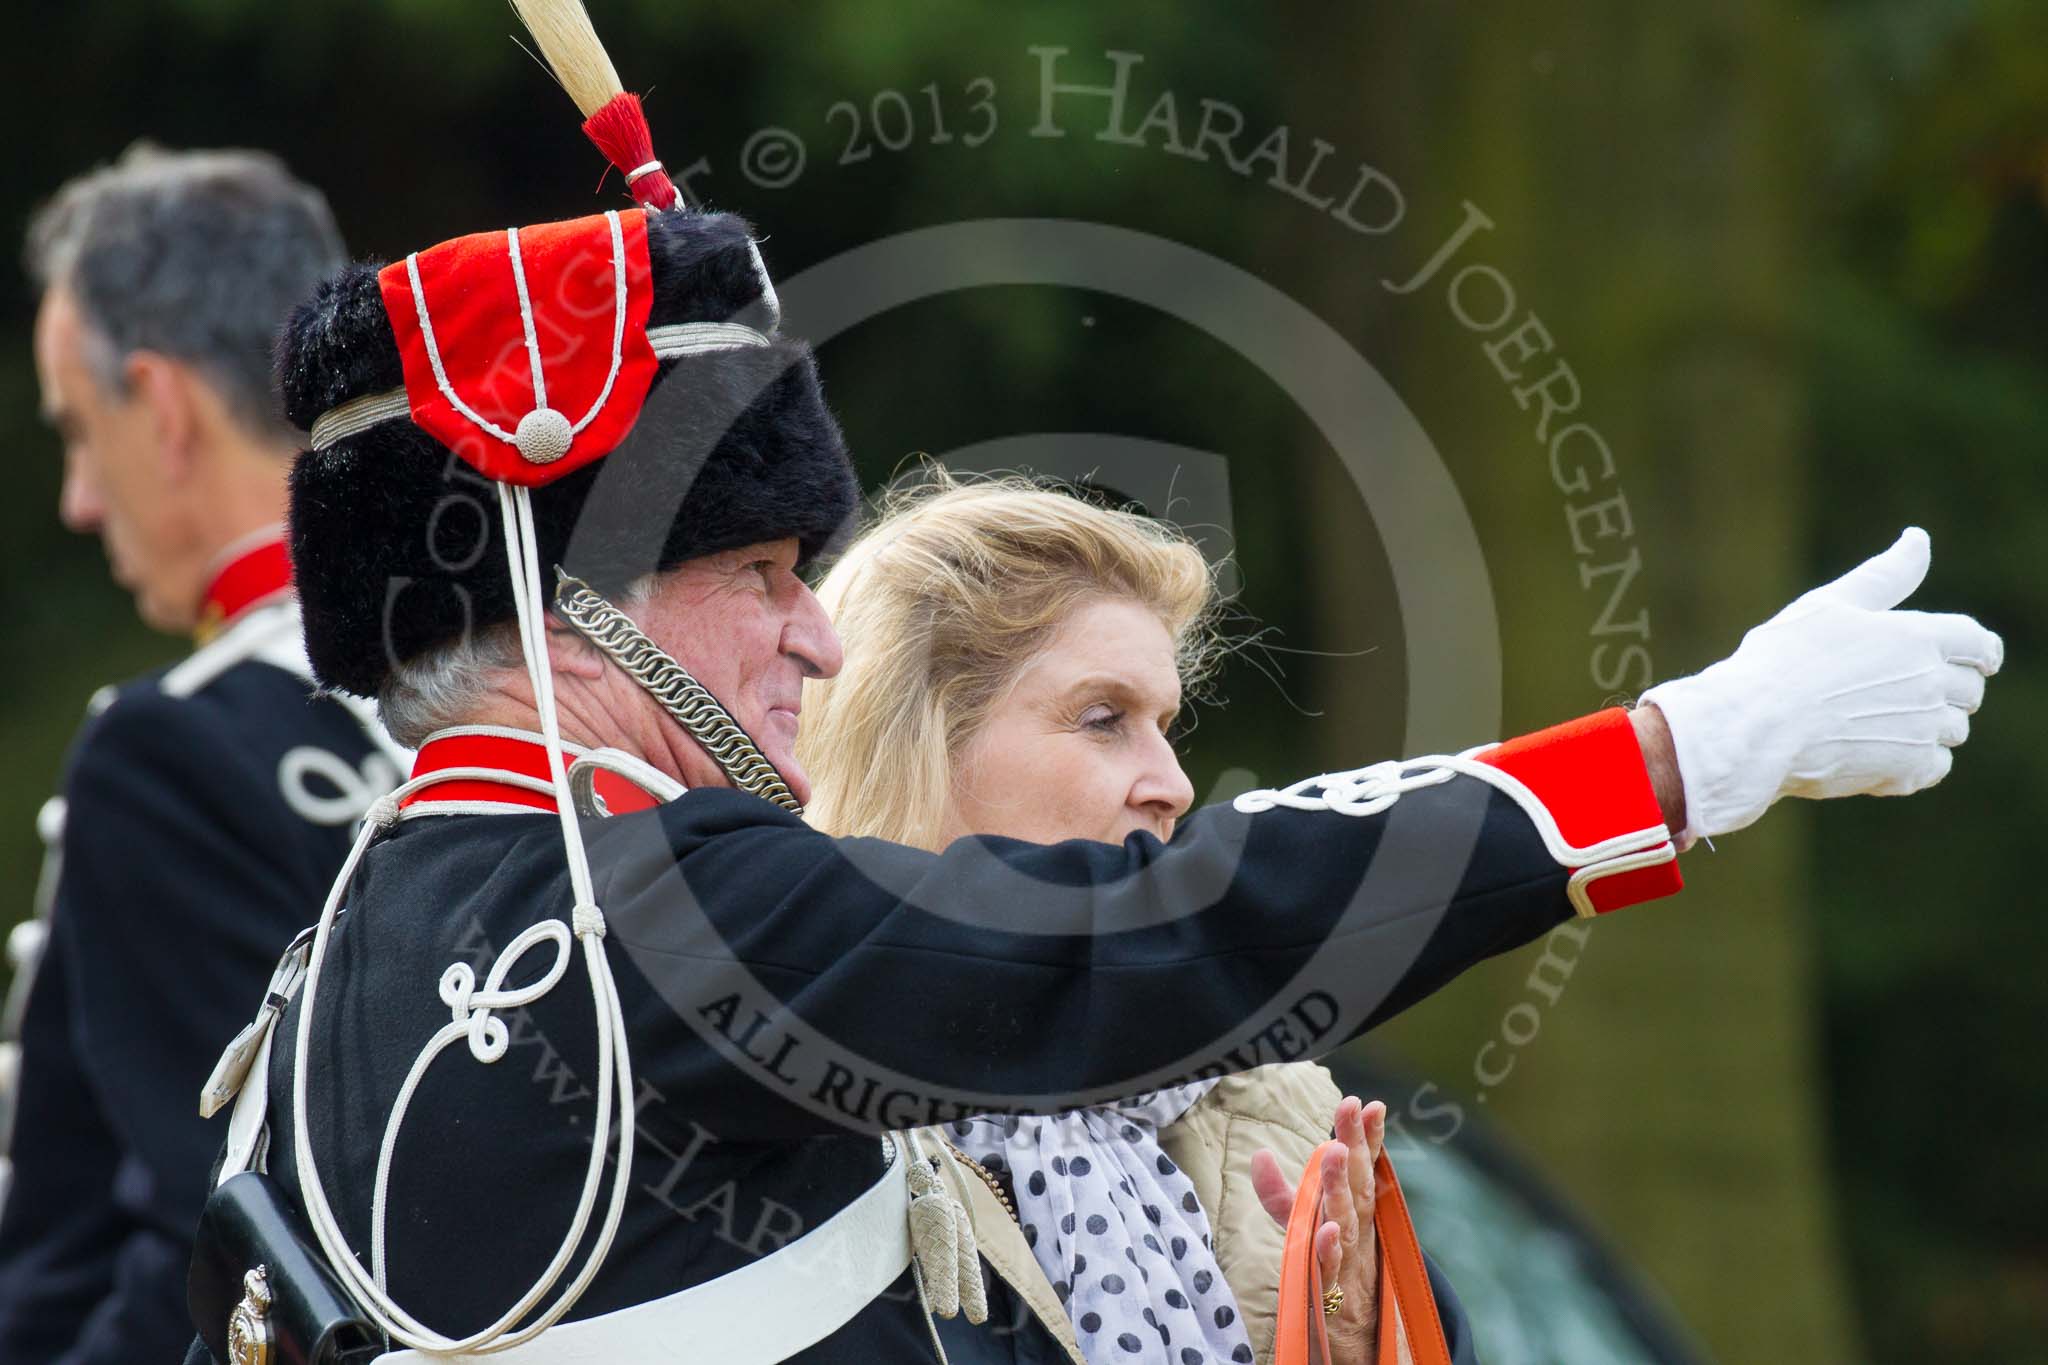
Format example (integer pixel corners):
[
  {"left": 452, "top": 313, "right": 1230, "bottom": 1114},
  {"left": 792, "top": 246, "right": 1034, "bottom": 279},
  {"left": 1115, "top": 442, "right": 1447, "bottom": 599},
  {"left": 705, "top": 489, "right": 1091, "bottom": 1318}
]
[
  {"left": 1272, "top": 1141, "right": 1452, "bottom": 1365},
  {"left": 1274, "top": 1139, "right": 1339, "bottom": 1365},
  {"left": 1371, "top": 1147, "right": 1450, "bottom": 1365}
]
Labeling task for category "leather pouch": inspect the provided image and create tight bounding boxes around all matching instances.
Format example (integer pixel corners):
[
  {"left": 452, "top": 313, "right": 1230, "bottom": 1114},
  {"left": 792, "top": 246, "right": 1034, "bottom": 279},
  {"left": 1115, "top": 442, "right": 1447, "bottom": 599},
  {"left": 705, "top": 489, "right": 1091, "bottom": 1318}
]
[{"left": 189, "top": 1171, "right": 387, "bottom": 1364}]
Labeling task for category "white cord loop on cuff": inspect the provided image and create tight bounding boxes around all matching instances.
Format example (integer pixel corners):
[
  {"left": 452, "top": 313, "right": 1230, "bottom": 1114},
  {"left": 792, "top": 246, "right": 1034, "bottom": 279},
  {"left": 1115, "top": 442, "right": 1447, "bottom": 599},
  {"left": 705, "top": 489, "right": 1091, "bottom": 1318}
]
[
  {"left": 1235, "top": 746, "right": 1675, "bottom": 916},
  {"left": 1233, "top": 755, "right": 1471, "bottom": 819}
]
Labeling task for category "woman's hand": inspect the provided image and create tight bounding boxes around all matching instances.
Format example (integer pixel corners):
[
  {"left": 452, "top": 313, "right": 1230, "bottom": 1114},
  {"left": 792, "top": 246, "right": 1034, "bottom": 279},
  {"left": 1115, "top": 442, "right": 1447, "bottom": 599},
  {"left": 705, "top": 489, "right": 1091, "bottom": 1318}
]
[{"left": 1250, "top": 1096, "right": 1388, "bottom": 1365}]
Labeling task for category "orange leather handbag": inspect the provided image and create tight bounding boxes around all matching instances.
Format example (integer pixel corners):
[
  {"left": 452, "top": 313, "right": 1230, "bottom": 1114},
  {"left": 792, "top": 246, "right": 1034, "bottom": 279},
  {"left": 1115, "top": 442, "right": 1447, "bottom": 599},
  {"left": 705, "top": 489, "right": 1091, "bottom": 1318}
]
[{"left": 1273, "top": 1141, "right": 1452, "bottom": 1365}]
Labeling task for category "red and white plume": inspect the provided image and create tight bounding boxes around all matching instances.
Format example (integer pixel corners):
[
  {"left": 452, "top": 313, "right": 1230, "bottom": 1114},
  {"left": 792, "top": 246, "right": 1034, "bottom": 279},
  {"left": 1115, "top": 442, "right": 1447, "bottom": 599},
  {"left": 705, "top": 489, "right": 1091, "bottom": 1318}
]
[{"left": 510, "top": 0, "right": 686, "bottom": 211}]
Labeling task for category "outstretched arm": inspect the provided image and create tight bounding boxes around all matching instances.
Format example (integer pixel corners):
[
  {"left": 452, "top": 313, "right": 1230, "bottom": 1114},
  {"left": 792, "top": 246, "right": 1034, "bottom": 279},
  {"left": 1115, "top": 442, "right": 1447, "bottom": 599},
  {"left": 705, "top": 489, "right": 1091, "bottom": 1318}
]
[
  {"left": 621, "top": 705, "right": 1675, "bottom": 1140},
  {"left": 613, "top": 527, "right": 1998, "bottom": 1138}
]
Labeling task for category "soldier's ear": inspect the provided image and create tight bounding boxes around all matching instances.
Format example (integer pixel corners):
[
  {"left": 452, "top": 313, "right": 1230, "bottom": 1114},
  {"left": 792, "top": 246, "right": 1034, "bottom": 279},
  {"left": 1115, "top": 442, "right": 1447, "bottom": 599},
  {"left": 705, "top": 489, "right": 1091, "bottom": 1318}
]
[{"left": 123, "top": 350, "right": 199, "bottom": 478}]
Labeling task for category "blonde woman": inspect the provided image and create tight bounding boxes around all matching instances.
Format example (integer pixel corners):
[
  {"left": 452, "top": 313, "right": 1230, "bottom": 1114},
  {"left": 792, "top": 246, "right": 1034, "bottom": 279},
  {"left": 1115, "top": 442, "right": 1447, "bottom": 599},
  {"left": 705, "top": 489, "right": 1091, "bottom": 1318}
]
[{"left": 799, "top": 477, "right": 1420, "bottom": 1365}]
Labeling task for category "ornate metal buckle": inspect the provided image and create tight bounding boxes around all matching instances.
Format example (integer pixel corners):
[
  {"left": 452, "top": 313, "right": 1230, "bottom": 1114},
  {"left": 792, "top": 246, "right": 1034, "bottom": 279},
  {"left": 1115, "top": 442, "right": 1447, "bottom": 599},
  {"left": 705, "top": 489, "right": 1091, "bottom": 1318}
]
[{"left": 226, "top": 1265, "right": 274, "bottom": 1365}]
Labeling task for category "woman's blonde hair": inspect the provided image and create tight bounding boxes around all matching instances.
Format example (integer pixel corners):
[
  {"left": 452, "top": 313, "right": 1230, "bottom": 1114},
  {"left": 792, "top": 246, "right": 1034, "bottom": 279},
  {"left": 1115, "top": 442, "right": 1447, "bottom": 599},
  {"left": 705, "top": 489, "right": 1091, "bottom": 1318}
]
[{"left": 798, "top": 473, "right": 1220, "bottom": 847}]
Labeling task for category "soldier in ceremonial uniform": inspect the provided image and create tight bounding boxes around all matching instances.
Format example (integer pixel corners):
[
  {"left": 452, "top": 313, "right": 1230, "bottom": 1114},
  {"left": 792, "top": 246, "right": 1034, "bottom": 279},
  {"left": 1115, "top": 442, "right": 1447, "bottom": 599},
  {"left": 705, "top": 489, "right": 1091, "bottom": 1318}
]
[
  {"left": 0, "top": 146, "right": 405, "bottom": 1364},
  {"left": 183, "top": 12, "right": 2003, "bottom": 1362}
]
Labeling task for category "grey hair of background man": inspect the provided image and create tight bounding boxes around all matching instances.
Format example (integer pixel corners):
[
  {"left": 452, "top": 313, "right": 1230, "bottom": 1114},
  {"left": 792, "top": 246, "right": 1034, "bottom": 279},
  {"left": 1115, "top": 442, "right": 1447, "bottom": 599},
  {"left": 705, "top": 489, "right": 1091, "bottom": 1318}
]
[
  {"left": 376, "top": 576, "right": 657, "bottom": 748},
  {"left": 23, "top": 142, "right": 345, "bottom": 442}
]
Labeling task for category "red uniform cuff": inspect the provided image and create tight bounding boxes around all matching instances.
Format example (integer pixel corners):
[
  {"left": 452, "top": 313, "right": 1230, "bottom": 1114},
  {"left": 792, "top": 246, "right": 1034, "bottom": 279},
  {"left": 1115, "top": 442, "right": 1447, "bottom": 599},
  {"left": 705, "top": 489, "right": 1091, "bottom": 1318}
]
[{"left": 1475, "top": 707, "right": 1682, "bottom": 916}]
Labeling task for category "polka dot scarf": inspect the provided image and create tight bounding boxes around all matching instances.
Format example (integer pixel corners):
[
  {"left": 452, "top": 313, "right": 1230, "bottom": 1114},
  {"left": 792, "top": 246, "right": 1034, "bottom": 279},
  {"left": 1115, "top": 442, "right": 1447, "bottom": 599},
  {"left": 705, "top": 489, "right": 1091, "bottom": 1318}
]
[{"left": 950, "top": 1083, "right": 1256, "bottom": 1365}]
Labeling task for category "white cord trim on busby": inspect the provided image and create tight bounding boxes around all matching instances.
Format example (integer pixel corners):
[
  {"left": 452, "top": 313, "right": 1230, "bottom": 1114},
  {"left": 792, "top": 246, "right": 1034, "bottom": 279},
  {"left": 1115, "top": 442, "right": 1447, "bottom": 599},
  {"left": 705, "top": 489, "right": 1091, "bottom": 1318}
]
[
  {"left": 287, "top": 487, "right": 639, "bottom": 1355},
  {"left": 643, "top": 321, "right": 773, "bottom": 355},
  {"left": 308, "top": 390, "right": 413, "bottom": 451},
  {"left": 743, "top": 237, "right": 783, "bottom": 333},
  {"left": 306, "top": 321, "right": 772, "bottom": 453},
  {"left": 307, "top": 323, "right": 770, "bottom": 456}
]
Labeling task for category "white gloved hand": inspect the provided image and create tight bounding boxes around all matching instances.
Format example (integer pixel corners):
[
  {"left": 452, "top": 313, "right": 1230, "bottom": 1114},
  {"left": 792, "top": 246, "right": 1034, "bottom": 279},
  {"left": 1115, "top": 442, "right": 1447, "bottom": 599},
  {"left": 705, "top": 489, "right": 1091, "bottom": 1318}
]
[{"left": 1641, "top": 527, "right": 2002, "bottom": 845}]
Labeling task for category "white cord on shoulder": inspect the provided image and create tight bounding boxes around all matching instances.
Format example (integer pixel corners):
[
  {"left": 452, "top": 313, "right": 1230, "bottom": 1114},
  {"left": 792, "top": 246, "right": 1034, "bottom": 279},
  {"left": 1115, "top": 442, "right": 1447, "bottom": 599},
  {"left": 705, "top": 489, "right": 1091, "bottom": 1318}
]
[
  {"left": 369, "top": 917, "right": 574, "bottom": 1287},
  {"left": 288, "top": 487, "right": 638, "bottom": 1354}
]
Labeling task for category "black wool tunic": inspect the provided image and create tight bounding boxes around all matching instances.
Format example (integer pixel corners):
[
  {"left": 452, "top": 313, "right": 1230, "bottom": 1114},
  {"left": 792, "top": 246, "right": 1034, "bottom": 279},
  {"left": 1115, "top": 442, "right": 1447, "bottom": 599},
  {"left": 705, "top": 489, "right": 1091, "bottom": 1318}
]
[
  {"left": 254, "top": 759, "right": 1613, "bottom": 1363},
  {"left": 0, "top": 614, "right": 396, "bottom": 1365}
]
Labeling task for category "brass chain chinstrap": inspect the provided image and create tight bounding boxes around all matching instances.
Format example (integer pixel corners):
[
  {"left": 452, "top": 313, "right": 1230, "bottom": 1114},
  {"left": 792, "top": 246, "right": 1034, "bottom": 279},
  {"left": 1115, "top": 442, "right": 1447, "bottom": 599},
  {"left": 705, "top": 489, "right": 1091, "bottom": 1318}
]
[{"left": 552, "top": 573, "right": 802, "bottom": 814}]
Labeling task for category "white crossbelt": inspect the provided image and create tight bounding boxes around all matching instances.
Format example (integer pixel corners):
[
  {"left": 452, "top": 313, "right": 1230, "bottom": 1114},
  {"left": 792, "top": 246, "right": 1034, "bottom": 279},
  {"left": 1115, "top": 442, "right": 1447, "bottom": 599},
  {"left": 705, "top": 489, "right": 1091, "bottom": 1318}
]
[{"left": 373, "top": 1136, "right": 911, "bottom": 1364}]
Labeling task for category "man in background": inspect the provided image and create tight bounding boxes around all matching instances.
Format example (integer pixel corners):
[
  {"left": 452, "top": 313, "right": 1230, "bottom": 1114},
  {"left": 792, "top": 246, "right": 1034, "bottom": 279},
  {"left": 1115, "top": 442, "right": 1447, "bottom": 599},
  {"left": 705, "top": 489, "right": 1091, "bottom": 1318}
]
[{"left": 0, "top": 144, "right": 402, "bottom": 1364}]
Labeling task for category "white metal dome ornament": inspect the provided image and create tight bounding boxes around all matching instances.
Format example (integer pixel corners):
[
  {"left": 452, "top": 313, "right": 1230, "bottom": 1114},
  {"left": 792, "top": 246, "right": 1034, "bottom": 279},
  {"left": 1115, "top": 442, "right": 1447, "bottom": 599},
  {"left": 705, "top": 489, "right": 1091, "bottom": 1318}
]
[{"left": 514, "top": 407, "right": 574, "bottom": 465}]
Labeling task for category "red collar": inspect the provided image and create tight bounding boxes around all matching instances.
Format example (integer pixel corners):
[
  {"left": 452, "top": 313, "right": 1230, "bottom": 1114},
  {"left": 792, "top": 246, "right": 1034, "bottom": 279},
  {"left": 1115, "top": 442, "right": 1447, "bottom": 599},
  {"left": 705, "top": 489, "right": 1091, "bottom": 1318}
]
[
  {"left": 196, "top": 532, "right": 294, "bottom": 643},
  {"left": 401, "top": 729, "right": 661, "bottom": 817}
]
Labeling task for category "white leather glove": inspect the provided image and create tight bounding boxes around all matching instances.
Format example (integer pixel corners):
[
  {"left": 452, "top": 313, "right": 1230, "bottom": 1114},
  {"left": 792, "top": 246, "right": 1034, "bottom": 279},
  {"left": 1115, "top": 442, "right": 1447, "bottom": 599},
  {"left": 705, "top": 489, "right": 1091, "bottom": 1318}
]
[{"left": 1641, "top": 527, "right": 2002, "bottom": 845}]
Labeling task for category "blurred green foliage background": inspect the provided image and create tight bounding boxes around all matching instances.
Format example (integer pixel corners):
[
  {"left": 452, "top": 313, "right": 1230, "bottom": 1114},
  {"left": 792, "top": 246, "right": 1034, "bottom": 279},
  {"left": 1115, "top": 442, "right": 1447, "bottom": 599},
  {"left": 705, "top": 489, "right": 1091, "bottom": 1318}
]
[{"left": 2, "top": 2, "right": 2043, "bottom": 1361}]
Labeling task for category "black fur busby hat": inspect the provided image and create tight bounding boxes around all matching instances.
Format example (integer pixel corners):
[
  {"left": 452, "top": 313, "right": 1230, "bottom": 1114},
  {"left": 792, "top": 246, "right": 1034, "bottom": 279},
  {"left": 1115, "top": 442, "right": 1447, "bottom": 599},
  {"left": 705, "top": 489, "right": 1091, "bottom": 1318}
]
[{"left": 279, "top": 206, "right": 857, "bottom": 699}]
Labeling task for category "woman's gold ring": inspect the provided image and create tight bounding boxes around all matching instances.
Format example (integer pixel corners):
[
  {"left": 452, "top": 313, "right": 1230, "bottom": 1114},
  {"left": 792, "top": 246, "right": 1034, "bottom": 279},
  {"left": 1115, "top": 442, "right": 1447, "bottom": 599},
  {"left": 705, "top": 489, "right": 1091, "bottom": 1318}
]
[{"left": 1322, "top": 1284, "right": 1345, "bottom": 1316}]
